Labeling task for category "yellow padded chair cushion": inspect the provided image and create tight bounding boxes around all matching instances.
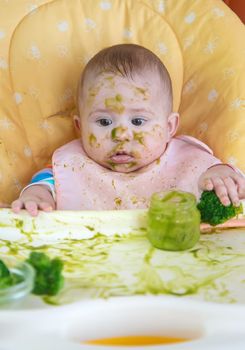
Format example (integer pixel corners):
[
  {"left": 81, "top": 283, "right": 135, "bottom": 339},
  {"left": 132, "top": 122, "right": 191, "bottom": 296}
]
[{"left": 0, "top": 0, "right": 244, "bottom": 203}]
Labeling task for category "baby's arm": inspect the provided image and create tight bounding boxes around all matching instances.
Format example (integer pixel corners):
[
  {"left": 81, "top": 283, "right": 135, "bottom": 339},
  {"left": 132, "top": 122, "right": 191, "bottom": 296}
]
[
  {"left": 11, "top": 166, "right": 56, "bottom": 216},
  {"left": 198, "top": 164, "right": 245, "bottom": 206}
]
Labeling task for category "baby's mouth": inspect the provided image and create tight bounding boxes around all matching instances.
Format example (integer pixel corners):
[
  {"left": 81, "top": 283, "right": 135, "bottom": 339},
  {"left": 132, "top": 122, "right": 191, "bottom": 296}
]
[{"left": 109, "top": 151, "right": 134, "bottom": 164}]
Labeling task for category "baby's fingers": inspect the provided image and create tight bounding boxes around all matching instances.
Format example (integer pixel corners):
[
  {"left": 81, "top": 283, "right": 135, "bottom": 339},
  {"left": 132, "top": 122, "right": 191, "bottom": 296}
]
[
  {"left": 200, "top": 178, "right": 214, "bottom": 191},
  {"left": 11, "top": 199, "right": 25, "bottom": 213},
  {"left": 38, "top": 201, "right": 53, "bottom": 212},
  {"left": 25, "top": 200, "right": 39, "bottom": 216},
  {"left": 223, "top": 177, "right": 240, "bottom": 206},
  {"left": 203, "top": 178, "right": 214, "bottom": 191},
  {"left": 234, "top": 174, "right": 245, "bottom": 199},
  {"left": 212, "top": 177, "right": 230, "bottom": 206}
]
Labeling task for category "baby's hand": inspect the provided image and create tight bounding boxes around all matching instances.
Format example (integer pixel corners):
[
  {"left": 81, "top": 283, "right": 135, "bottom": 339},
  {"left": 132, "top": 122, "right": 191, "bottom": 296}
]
[
  {"left": 198, "top": 164, "right": 245, "bottom": 206},
  {"left": 11, "top": 185, "right": 55, "bottom": 216}
]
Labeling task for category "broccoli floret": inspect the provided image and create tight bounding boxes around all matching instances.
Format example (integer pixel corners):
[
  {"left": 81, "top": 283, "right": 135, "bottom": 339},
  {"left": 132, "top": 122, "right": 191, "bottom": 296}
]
[
  {"left": 0, "top": 260, "right": 10, "bottom": 279},
  {"left": 0, "top": 260, "right": 23, "bottom": 288},
  {"left": 197, "top": 190, "right": 243, "bottom": 226},
  {"left": 27, "top": 252, "right": 64, "bottom": 296},
  {"left": 0, "top": 260, "right": 12, "bottom": 288}
]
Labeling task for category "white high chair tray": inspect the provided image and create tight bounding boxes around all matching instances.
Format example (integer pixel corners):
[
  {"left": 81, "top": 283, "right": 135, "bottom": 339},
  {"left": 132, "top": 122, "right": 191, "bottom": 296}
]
[{"left": 0, "top": 208, "right": 245, "bottom": 350}]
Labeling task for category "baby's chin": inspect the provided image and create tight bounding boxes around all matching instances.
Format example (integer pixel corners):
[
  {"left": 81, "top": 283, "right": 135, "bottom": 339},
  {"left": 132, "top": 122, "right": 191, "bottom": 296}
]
[
  {"left": 105, "top": 162, "right": 139, "bottom": 173},
  {"left": 94, "top": 159, "right": 140, "bottom": 173}
]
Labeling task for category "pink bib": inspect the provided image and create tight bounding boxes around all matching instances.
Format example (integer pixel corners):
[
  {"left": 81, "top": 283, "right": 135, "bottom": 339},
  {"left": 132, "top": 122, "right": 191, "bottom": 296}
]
[{"left": 53, "top": 135, "right": 220, "bottom": 210}]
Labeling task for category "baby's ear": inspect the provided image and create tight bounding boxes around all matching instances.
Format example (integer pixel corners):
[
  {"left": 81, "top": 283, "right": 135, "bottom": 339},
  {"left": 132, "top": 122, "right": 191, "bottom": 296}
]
[
  {"left": 167, "top": 112, "right": 179, "bottom": 140},
  {"left": 73, "top": 114, "right": 81, "bottom": 131}
]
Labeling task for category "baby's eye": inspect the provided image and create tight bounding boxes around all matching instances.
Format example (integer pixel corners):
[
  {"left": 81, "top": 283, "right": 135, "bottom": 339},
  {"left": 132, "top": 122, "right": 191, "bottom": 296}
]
[
  {"left": 96, "top": 118, "right": 112, "bottom": 127},
  {"left": 131, "top": 117, "right": 146, "bottom": 126}
]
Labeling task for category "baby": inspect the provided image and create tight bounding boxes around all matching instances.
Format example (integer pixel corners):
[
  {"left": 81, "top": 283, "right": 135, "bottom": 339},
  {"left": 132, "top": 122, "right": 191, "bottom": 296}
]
[{"left": 11, "top": 44, "right": 245, "bottom": 216}]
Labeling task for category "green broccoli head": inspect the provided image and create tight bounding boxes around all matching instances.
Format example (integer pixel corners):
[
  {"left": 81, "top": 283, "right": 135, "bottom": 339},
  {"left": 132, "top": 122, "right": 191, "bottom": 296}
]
[
  {"left": 0, "top": 260, "right": 12, "bottom": 289},
  {"left": 0, "top": 260, "right": 10, "bottom": 279},
  {"left": 0, "top": 260, "right": 24, "bottom": 288},
  {"left": 27, "top": 252, "right": 64, "bottom": 296},
  {"left": 197, "top": 190, "right": 243, "bottom": 226}
]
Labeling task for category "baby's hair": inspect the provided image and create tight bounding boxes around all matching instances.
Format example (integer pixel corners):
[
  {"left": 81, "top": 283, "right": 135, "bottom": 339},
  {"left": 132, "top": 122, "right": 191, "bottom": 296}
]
[{"left": 79, "top": 43, "right": 173, "bottom": 110}]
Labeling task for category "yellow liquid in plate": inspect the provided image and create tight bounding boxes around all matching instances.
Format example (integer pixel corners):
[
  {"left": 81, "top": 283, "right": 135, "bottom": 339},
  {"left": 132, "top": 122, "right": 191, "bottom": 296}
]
[{"left": 84, "top": 335, "right": 189, "bottom": 346}]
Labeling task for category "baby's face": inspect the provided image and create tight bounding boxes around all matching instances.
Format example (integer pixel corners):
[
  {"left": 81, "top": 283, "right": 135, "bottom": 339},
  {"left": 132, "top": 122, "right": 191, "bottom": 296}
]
[{"left": 78, "top": 71, "right": 177, "bottom": 172}]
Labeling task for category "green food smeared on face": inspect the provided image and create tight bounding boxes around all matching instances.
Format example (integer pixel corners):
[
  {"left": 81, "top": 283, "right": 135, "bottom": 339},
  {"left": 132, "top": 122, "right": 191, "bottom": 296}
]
[
  {"left": 134, "top": 87, "right": 149, "bottom": 100},
  {"left": 88, "top": 85, "right": 100, "bottom": 97},
  {"left": 127, "top": 162, "right": 137, "bottom": 169},
  {"left": 89, "top": 133, "right": 97, "bottom": 147},
  {"left": 111, "top": 127, "right": 127, "bottom": 140},
  {"left": 105, "top": 75, "right": 115, "bottom": 88},
  {"left": 105, "top": 94, "right": 124, "bottom": 114},
  {"left": 111, "top": 128, "right": 117, "bottom": 140},
  {"left": 86, "top": 85, "right": 101, "bottom": 107},
  {"left": 133, "top": 131, "right": 145, "bottom": 145},
  {"left": 107, "top": 160, "right": 117, "bottom": 170}
]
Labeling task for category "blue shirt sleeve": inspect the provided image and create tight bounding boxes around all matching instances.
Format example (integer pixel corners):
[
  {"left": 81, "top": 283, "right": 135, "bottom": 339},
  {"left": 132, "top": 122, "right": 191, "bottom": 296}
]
[{"left": 30, "top": 167, "right": 55, "bottom": 187}]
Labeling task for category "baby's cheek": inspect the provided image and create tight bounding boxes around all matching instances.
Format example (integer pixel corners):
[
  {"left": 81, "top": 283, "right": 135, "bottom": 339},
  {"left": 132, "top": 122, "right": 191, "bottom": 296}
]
[
  {"left": 88, "top": 133, "right": 101, "bottom": 148},
  {"left": 95, "top": 134, "right": 112, "bottom": 152},
  {"left": 143, "top": 132, "right": 165, "bottom": 156},
  {"left": 152, "top": 124, "right": 164, "bottom": 137},
  {"left": 133, "top": 131, "right": 146, "bottom": 146}
]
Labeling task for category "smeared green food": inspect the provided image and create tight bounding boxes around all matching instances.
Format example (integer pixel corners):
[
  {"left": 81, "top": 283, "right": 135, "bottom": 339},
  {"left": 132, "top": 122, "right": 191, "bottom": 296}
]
[
  {"left": 135, "top": 87, "right": 148, "bottom": 99},
  {"left": 14, "top": 219, "right": 24, "bottom": 230},
  {"left": 107, "top": 160, "right": 117, "bottom": 170},
  {"left": 105, "top": 75, "right": 115, "bottom": 88},
  {"left": 105, "top": 94, "right": 124, "bottom": 114},
  {"left": 111, "top": 141, "right": 126, "bottom": 154},
  {"left": 197, "top": 190, "right": 243, "bottom": 226},
  {"left": 111, "top": 127, "right": 127, "bottom": 140},
  {"left": 126, "top": 162, "right": 137, "bottom": 169},
  {"left": 87, "top": 86, "right": 100, "bottom": 106},
  {"left": 147, "top": 191, "right": 200, "bottom": 251},
  {"left": 133, "top": 131, "right": 145, "bottom": 145},
  {"left": 89, "top": 133, "right": 97, "bottom": 147},
  {"left": 0, "top": 209, "right": 245, "bottom": 305}
]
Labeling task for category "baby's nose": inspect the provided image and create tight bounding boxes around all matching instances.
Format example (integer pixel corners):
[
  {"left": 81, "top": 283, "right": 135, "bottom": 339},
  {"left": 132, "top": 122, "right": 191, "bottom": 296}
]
[{"left": 111, "top": 126, "right": 132, "bottom": 142}]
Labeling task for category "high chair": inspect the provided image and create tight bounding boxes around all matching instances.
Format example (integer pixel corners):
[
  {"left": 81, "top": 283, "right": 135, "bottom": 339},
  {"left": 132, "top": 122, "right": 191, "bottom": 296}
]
[{"left": 0, "top": 0, "right": 244, "bottom": 204}]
